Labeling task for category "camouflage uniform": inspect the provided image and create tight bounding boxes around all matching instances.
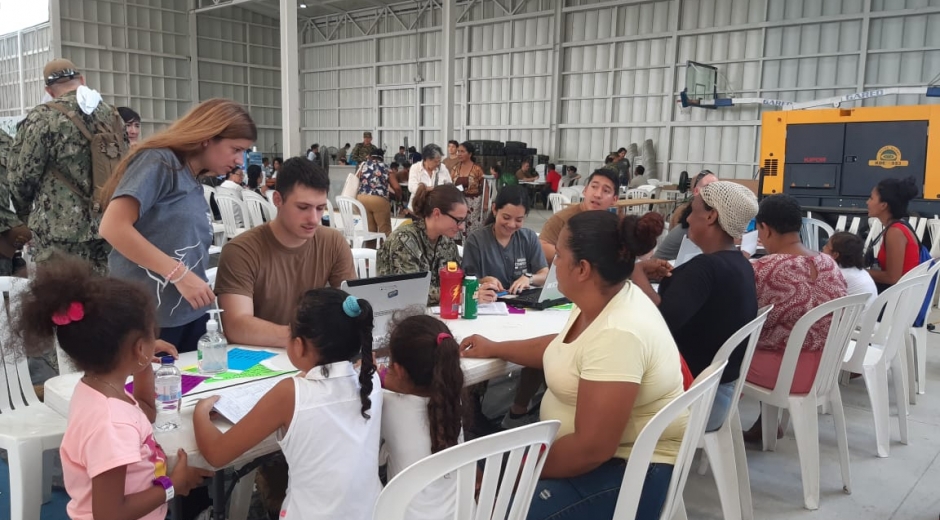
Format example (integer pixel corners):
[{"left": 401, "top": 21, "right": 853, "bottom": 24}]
[
  {"left": 0, "top": 131, "right": 24, "bottom": 276},
  {"left": 9, "top": 90, "right": 123, "bottom": 274},
  {"left": 350, "top": 142, "right": 376, "bottom": 165},
  {"left": 377, "top": 219, "right": 460, "bottom": 306}
]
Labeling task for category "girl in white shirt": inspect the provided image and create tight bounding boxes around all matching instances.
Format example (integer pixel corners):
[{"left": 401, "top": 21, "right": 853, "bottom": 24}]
[
  {"left": 824, "top": 231, "right": 878, "bottom": 310},
  {"left": 193, "top": 288, "right": 383, "bottom": 520},
  {"left": 381, "top": 314, "right": 467, "bottom": 520}
]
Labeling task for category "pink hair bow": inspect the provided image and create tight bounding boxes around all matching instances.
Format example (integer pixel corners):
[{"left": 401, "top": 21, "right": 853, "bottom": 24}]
[{"left": 52, "top": 302, "right": 85, "bottom": 326}]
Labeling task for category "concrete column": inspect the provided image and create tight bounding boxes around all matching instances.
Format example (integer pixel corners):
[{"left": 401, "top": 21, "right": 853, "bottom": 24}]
[
  {"left": 440, "top": 0, "right": 457, "bottom": 142},
  {"left": 280, "top": 0, "right": 302, "bottom": 157}
]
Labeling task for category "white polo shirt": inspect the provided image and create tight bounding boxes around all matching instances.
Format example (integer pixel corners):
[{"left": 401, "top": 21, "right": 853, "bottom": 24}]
[
  {"left": 407, "top": 161, "right": 452, "bottom": 208},
  {"left": 276, "top": 362, "right": 383, "bottom": 520}
]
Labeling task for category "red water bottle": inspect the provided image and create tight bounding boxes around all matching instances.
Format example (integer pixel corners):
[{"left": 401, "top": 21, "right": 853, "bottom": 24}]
[{"left": 439, "top": 262, "right": 464, "bottom": 319}]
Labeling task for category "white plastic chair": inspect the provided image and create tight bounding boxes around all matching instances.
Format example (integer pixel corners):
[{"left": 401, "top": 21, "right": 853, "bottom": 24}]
[
  {"left": 842, "top": 275, "right": 929, "bottom": 458},
  {"left": 800, "top": 217, "right": 835, "bottom": 252},
  {"left": 374, "top": 420, "right": 561, "bottom": 520},
  {"left": 325, "top": 198, "right": 337, "bottom": 228},
  {"left": 864, "top": 218, "right": 884, "bottom": 258},
  {"left": 0, "top": 277, "right": 69, "bottom": 520},
  {"left": 215, "top": 195, "right": 249, "bottom": 240},
  {"left": 900, "top": 261, "right": 940, "bottom": 398},
  {"left": 611, "top": 361, "right": 727, "bottom": 520},
  {"left": 351, "top": 248, "right": 377, "bottom": 279},
  {"left": 202, "top": 185, "right": 216, "bottom": 210},
  {"left": 694, "top": 306, "right": 773, "bottom": 520},
  {"left": 927, "top": 218, "right": 940, "bottom": 258},
  {"left": 242, "top": 190, "right": 277, "bottom": 227},
  {"left": 742, "top": 293, "right": 869, "bottom": 510},
  {"left": 626, "top": 188, "right": 653, "bottom": 200},
  {"left": 835, "top": 216, "right": 861, "bottom": 235},
  {"left": 547, "top": 193, "right": 570, "bottom": 214},
  {"left": 206, "top": 267, "right": 218, "bottom": 289},
  {"left": 336, "top": 196, "right": 386, "bottom": 249},
  {"left": 265, "top": 189, "right": 276, "bottom": 206},
  {"left": 908, "top": 216, "right": 929, "bottom": 242}
]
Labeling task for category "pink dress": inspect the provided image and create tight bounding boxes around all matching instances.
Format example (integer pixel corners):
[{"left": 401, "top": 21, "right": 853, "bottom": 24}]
[
  {"left": 746, "top": 254, "right": 847, "bottom": 393},
  {"left": 60, "top": 382, "right": 169, "bottom": 520}
]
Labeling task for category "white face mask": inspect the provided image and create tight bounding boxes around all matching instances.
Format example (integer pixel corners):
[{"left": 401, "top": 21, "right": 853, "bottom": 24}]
[
  {"left": 40, "top": 92, "right": 53, "bottom": 103},
  {"left": 75, "top": 85, "right": 102, "bottom": 115}
]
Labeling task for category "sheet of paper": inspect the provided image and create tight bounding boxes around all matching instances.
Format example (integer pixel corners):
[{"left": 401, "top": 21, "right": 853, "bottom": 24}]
[
  {"left": 210, "top": 375, "right": 292, "bottom": 423},
  {"left": 227, "top": 348, "right": 278, "bottom": 371},
  {"left": 740, "top": 230, "right": 759, "bottom": 256},
  {"left": 124, "top": 373, "right": 208, "bottom": 396}
]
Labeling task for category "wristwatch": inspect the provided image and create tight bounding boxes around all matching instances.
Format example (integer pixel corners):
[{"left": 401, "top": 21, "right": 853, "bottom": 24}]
[{"left": 153, "top": 476, "right": 175, "bottom": 502}]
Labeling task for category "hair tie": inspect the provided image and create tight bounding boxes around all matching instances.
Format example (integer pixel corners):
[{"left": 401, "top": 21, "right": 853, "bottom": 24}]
[
  {"left": 437, "top": 333, "right": 452, "bottom": 345},
  {"left": 342, "top": 295, "right": 361, "bottom": 318},
  {"left": 52, "top": 302, "right": 85, "bottom": 326}
]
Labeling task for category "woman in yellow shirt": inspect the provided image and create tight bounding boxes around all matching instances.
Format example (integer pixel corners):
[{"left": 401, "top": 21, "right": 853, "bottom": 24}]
[{"left": 461, "top": 210, "right": 687, "bottom": 520}]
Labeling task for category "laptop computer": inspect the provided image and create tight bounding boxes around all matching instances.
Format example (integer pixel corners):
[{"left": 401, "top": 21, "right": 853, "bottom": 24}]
[
  {"left": 674, "top": 235, "right": 703, "bottom": 267},
  {"left": 496, "top": 263, "right": 569, "bottom": 310},
  {"left": 341, "top": 271, "right": 431, "bottom": 346}
]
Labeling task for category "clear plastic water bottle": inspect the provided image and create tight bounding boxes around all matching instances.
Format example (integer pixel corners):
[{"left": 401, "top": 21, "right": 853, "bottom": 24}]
[
  {"left": 198, "top": 310, "right": 228, "bottom": 375},
  {"left": 154, "top": 356, "right": 182, "bottom": 432}
]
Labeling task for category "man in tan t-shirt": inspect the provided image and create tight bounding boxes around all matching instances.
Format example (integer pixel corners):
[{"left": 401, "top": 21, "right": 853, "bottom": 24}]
[
  {"left": 215, "top": 158, "right": 356, "bottom": 348},
  {"left": 539, "top": 169, "right": 619, "bottom": 266}
]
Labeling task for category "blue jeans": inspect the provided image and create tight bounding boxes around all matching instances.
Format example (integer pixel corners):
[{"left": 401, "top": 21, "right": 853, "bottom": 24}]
[
  {"left": 706, "top": 381, "right": 737, "bottom": 432},
  {"left": 526, "top": 459, "right": 674, "bottom": 520}
]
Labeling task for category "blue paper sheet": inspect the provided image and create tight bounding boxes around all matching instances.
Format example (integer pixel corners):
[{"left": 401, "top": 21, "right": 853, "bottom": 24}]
[{"left": 227, "top": 348, "right": 278, "bottom": 371}]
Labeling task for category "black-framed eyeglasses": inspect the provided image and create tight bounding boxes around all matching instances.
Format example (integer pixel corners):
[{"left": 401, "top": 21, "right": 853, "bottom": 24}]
[{"left": 444, "top": 212, "right": 467, "bottom": 226}]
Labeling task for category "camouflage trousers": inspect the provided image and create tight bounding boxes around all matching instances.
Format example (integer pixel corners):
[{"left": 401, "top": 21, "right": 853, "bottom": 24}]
[{"left": 31, "top": 238, "right": 111, "bottom": 275}]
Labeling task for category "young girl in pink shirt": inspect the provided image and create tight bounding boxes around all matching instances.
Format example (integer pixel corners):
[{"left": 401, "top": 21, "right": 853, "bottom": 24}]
[{"left": 10, "top": 256, "right": 211, "bottom": 520}]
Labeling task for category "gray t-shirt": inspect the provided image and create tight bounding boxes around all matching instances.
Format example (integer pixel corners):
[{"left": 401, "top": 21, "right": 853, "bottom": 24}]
[
  {"left": 108, "top": 148, "right": 214, "bottom": 328},
  {"left": 462, "top": 225, "right": 547, "bottom": 288}
]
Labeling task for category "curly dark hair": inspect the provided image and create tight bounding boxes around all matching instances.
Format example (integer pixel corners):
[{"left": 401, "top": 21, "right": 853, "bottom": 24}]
[
  {"left": 828, "top": 232, "right": 866, "bottom": 269},
  {"left": 9, "top": 255, "right": 156, "bottom": 374},
  {"left": 291, "top": 288, "right": 376, "bottom": 419},
  {"left": 386, "top": 312, "right": 469, "bottom": 453},
  {"left": 755, "top": 194, "right": 803, "bottom": 235}
]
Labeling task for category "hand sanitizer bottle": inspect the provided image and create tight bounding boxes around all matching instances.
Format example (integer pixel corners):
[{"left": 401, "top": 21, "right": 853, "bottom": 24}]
[{"left": 197, "top": 309, "right": 228, "bottom": 375}]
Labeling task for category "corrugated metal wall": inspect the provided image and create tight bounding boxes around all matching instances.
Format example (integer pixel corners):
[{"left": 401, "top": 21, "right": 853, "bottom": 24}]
[
  {"left": 303, "top": 0, "right": 940, "bottom": 179},
  {"left": 196, "top": 7, "right": 281, "bottom": 153},
  {"left": 58, "top": 0, "right": 193, "bottom": 137},
  {"left": 0, "top": 24, "right": 52, "bottom": 123}
]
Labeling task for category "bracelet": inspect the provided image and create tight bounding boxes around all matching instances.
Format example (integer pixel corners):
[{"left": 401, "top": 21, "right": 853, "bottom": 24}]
[
  {"left": 164, "top": 261, "right": 184, "bottom": 282},
  {"left": 169, "top": 266, "right": 190, "bottom": 284}
]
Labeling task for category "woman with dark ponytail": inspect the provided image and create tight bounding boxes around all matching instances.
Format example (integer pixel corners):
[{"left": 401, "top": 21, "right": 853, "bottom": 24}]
[
  {"left": 193, "top": 288, "right": 383, "bottom": 519},
  {"left": 380, "top": 313, "right": 469, "bottom": 519},
  {"left": 461, "top": 211, "right": 687, "bottom": 520}
]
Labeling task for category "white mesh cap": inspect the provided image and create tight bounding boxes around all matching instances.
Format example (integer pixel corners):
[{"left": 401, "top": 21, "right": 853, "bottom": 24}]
[{"left": 700, "top": 181, "right": 759, "bottom": 239}]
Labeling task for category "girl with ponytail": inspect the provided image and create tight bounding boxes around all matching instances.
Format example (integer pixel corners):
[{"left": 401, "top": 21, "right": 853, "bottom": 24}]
[
  {"left": 381, "top": 313, "right": 469, "bottom": 520},
  {"left": 193, "top": 287, "right": 383, "bottom": 520}
]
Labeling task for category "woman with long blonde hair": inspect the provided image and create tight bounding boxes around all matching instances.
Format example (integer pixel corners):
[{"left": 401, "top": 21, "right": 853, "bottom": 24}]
[{"left": 100, "top": 98, "right": 256, "bottom": 353}]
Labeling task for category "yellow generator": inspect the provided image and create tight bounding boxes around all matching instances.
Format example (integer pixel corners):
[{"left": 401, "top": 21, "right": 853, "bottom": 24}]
[{"left": 759, "top": 105, "right": 940, "bottom": 216}]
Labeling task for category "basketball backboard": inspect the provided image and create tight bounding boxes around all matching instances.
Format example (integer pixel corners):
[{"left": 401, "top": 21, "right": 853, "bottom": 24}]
[{"left": 685, "top": 61, "right": 718, "bottom": 101}]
